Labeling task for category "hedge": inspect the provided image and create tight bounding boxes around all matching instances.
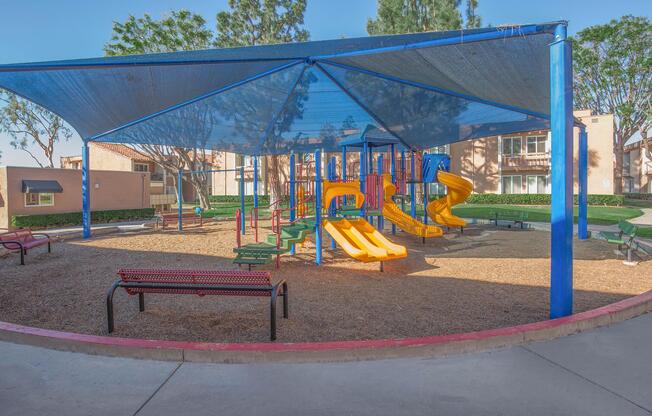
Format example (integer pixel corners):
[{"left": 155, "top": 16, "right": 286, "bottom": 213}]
[
  {"left": 207, "top": 195, "right": 270, "bottom": 204},
  {"left": 624, "top": 193, "right": 652, "bottom": 201},
  {"left": 463, "top": 193, "right": 624, "bottom": 206},
  {"left": 11, "top": 208, "right": 156, "bottom": 229}
]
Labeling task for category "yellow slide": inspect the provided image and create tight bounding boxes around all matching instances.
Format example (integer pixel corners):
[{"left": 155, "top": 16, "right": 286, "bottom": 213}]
[
  {"left": 381, "top": 174, "right": 443, "bottom": 238},
  {"left": 426, "top": 171, "right": 472, "bottom": 228},
  {"left": 323, "top": 218, "right": 407, "bottom": 262},
  {"left": 322, "top": 180, "right": 406, "bottom": 263}
]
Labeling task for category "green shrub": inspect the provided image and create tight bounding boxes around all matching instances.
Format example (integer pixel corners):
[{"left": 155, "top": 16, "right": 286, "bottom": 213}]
[
  {"left": 463, "top": 194, "right": 624, "bottom": 206},
  {"left": 11, "top": 208, "right": 156, "bottom": 229},
  {"left": 207, "top": 195, "right": 271, "bottom": 204},
  {"left": 624, "top": 193, "right": 652, "bottom": 200}
]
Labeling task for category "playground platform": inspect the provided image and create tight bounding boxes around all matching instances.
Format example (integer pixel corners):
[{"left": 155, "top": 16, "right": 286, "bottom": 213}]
[{"left": 1, "top": 311, "right": 651, "bottom": 415}]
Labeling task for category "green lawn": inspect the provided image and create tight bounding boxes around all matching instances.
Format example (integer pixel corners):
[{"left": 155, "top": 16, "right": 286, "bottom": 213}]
[{"left": 450, "top": 204, "right": 643, "bottom": 225}]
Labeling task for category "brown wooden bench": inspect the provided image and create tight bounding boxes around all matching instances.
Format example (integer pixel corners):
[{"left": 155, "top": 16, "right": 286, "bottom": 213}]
[
  {"left": 156, "top": 212, "right": 203, "bottom": 229},
  {"left": 0, "top": 229, "right": 51, "bottom": 265},
  {"left": 106, "top": 268, "right": 288, "bottom": 340}
]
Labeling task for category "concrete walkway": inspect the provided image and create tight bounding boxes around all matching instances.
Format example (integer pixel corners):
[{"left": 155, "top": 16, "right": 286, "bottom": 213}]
[
  {"left": 1, "top": 313, "right": 651, "bottom": 415},
  {"left": 630, "top": 208, "right": 652, "bottom": 226}
]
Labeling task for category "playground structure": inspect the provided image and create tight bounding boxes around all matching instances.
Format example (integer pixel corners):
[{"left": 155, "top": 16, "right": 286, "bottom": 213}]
[
  {"left": 230, "top": 126, "right": 472, "bottom": 270},
  {"left": 0, "top": 22, "right": 587, "bottom": 321}
]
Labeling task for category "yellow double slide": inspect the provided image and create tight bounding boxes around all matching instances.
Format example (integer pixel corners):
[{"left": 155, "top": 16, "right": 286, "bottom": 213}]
[
  {"left": 381, "top": 174, "right": 444, "bottom": 238},
  {"left": 322, "top": 180, "right": 406, "bottom": 263}
]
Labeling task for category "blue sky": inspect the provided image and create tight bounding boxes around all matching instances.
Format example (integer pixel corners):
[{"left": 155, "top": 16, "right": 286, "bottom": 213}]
[{"left": 1, "top": 0, "right": 650, "bottom": 166}]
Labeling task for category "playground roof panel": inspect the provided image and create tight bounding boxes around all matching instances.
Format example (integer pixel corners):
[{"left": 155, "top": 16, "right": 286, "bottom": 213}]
[{"left": 0, "top": 22, "right": 559, "bottom": 155}]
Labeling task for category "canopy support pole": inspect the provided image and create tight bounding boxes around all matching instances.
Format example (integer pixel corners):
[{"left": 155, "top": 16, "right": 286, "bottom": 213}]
[
  {"left": 253, "top": 156, "right": 258, "bottom": 210},
  {"left": 549, "top": 23, "right": 574, "bottom": 319},
  {"left": 81, "top": 142, "right": 91, "bottom": 239},
  {"left": 578, "top": 127, "right": 588, "bottom": 240},
  {"left": 361, "top": 143, "right": 368, "bottom": 219},
  {"left": 341, "top": 146, "right": 347, "bottom": 206},
  {"left": 410, "top": 151, "right": 416, "bottom": 219},
  {"left": 240, "top": 166, "right": 245, "bottom": 235},
  {"left": 423, "top": 152, "right": 429, "bottom": 225},
  {"left": 377, "top": 154, "right": 384, "bottom": 231},
  {"left": 390, "top": 144, "right": 396, "bottom": 235},
  {"left": 289, "top": 152, "right": 296, "bottom": 255},
  {"left": 401, "top": 150, "right": 406, "bottom": 214},
  {"left": 177, "top": 170, "right": 183, "bottom": 231},
  {"left": 329, "top": 156, "right": 337, "bottom": 249},
  {"left": 315, "top": 149, "right": 322, "bottom": 266}
]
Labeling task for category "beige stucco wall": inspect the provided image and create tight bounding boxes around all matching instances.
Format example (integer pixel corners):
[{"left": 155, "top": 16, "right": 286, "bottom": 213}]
[
  {"left": 89, "top": 144, "right": 133, "bottom": 171},
  {"left": 212, "top": 152, "right": 239, "bottom": 196},
  {"left": 574, "top": 113, "right": 614, "bottom": 194},
  {"left": 0, "top": 166, "right": 150, "bottom": 230},
  {"left": 449, "top": 138, "right": 501, "bottom": 193}
]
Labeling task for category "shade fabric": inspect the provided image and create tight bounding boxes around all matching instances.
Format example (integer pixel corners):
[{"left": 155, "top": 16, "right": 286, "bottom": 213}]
[
  {"left": 0, "top": 22, "right": 560, "bottom": 155},
  {"left": 22, "top": 180, "right": 63, "bottom": 193}
]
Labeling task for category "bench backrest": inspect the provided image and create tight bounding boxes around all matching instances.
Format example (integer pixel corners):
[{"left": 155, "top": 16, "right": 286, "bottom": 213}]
[
  {"left": 0, "top": 229, "right": 34, "bottom": 249},
  {"left": 618, "top": 221, "right": 638, "bottom": 237},
  {"left": 117, "top": 268, "right": 272, "bottom": 296}
]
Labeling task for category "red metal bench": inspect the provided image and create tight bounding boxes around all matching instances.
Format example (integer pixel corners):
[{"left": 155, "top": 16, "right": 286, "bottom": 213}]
[
  {"left": 156, "top": 212, "right": 203, "bottom": 229},
  {"left": 106, "top": 268, "right": 288, "bottom": 341},
  {"left": 0, "top": 229, "right": 51, "bottom": 265}
]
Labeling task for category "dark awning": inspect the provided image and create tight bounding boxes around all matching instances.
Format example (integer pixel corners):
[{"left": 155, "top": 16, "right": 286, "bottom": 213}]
[{"left": 22, "top": 180, "right": 63, "bottom": 193}]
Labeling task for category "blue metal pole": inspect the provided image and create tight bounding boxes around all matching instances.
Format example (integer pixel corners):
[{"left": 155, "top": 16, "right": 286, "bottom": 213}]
[
  {"left": 177, "top": 170, "right": 183, "bottom": 231},
  {"left": 239, "top": 166, "right": 245, "bottom": 235},
  {"left": 578, "top": 128, "right": 588, "bottom": 240},
  {"left": 377, "top": 154, "right": 384, "bottom": 231},
  {"left": 410, "top": 151, "right": 416, "bottom": 218},
  {"left": 329, "top": 156, "right": 337, "bottom": 249},
  {"left": 401, "top": 150, "right": 406, "bottom": 214},
  {"left": 341, "top": 146, "right": 347, "bottom": 206},
  {"left": 550, "top": 23, "right": 574, "bottom": 319},
  {"left": 315, "top": 149, "right": 322, "bottom": 265},
  {"left": 253, "top": 156, "right": 258, "bottom": 209},
  {"left": 390, "top": 144, "right": 396, "bottom": 235},
  {"left": 289, "top": 153, "right": 296, "bottom": 255},
  {"left": 81, "top": 142, "right": 91, "bottom": 239},
  {"left": 360, "top": 144, "right": 367, "bottom": 218},
  {"left": 423, "top": 152, "right": 428, "bottom": 225}
]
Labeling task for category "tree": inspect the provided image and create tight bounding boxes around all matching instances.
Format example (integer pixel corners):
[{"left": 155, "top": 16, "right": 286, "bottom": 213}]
[
  {"left": 367, "top": 0, "right": 481, "bottom": 35},
  {"left": 104, "top": 10, "right": 215, "bottom": 207},
  {"left": 215, "top": 0, "right": 310, "bottom": 203},
  {"left": 0, "top": 91, "right": 72, "bottom": 168},
  {"left": 572, "top": 15, "right": 652, "bottom": 193}
]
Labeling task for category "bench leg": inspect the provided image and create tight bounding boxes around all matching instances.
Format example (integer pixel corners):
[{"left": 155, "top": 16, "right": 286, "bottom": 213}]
[
  {"left": 106, "top": 280, "right": 121, "bottom": 333},
  {"left": 270, "top": 292, "right": 277, "bottom": 341},
  {"left": 47, "top": 241, "right": 51, "bottom": 253},
  {"left": 19, "top": 249, "right": 25, "bottom": 265},
  {"left": 282, "top": 282, "right": 288, "bottom": 319},
  {"left": 460, "top": 227, "right": 464, "bottom": 234},
  {"left": 139, "top": 293, "right": 145, "bottom": 312}
]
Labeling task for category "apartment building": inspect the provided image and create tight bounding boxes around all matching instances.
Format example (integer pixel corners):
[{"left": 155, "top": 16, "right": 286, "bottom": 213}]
[
  {"left": 623, "top": 135, "right": 652, "bottom": 193},
  {"left": 445, "top": 110, "right": 615, "bottom": 195}
]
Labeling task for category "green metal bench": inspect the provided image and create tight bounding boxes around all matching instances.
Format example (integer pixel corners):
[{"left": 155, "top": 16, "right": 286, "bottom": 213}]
[
  {"left": 491, "top": 210, "right": 528, "bottom": 229},
  {"left": 599, "top": 221, "right": 652, "bottom": 264}
]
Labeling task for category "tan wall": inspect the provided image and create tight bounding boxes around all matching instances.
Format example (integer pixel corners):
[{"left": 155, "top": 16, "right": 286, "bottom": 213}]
[
  {"left": 212, "top": 152, "right": 239, "bottom": 196},
  {"left": 0, "top": 167, "right": 150, "bottom": 230},
  {"left": 449, "top": 138, "right": 500, "bottom": 193},
  {"left": 0, "top": 168, "right": 8, "bottom": 232},
  {"left": 574, "top": 113, "right": 614, "bottom": 194},
  {"left": 89, "top": 144, "right": 133, "bottom": 171}
]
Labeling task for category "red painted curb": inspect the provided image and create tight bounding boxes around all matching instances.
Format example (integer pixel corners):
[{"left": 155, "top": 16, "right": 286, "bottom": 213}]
[{"left": 1, "top": 290, "right": 651, "bottom": 355}]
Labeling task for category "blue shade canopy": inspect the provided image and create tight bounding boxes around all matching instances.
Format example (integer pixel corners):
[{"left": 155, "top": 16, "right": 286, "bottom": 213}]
[{"left": 0, "top": 23, "right": 559, "bottom": 155}]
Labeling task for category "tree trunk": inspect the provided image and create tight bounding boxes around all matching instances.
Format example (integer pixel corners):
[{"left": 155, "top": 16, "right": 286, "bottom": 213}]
[
  {"left": 613, "top": 132, "right": 624, "bottom": 194},
  {"left": 269, "top": 155, "right": 283, "bottom": 205}
]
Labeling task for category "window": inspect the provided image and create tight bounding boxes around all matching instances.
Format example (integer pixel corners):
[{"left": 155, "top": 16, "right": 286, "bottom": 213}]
[
  {"left": 430, "top": 145, "right": 448, "bottom": 154},
  {"left": 501, "top": 175, "right": 522, "bottom": 194},
  {"left": 527, "top": 175, "right": 548, "bottom": 194},
  {"left": 623, "top": 152, "right": 631, "bottom": 172},
  {"left": 25, "top": 192, "right": 54, "bottom": 207},
  {"left": 624, "top": 177, "right": 634, "bottom": 193},
  {"left": 134, "top": 163, "right": 149, "bottom": 172},
  {"left": 502, "top": 136, "right": 521, "bottom": 156},
  {"left": 526, "top": 136, "right": 547, "bottom": 154}
]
